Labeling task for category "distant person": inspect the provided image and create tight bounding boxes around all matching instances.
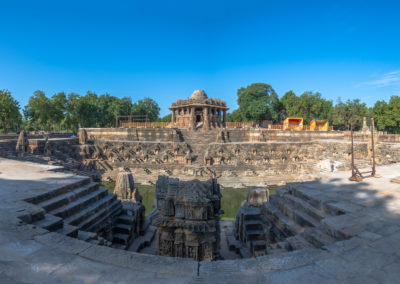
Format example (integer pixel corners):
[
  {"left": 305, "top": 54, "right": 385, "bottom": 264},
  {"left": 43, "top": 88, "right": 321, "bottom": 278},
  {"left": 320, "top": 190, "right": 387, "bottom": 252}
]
[{"left": 330, "top": 161, "right": 334, "bottom": 172}]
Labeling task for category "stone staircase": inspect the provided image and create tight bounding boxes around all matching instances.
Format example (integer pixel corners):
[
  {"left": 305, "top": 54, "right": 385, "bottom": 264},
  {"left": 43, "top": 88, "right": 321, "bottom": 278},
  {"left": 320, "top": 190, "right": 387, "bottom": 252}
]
[
  {"left": 262, "top": 184, "right": 345, "bottom": 254},
  {"left": 178, "top": 129, "right": 220, "bottom": 163},
  {"left": 25, "top": 177, "right": 122, "bottom": 245}
]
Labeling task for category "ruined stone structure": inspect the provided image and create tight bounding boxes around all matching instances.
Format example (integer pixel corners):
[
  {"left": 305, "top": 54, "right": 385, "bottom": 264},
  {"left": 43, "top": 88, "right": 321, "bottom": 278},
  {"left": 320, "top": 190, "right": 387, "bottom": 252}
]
[
  {"left": 169, "top": 90, "right": 229, "bottom": 130},
  {"left": 154, "top": 176, "right": 222, "bottom": 261}
]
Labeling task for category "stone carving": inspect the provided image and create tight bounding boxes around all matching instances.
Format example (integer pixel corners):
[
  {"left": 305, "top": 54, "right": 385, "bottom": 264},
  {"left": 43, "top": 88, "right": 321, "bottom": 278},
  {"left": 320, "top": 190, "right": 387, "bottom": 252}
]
[
  {"left": 114, "top": 171, "right": 142, "bottom": 202},
  {"left": 15, "top": 130, "right": 29, "bottom": 156},
  {"left": 154, "top": 176, "right": 222, "bottom": 261}
]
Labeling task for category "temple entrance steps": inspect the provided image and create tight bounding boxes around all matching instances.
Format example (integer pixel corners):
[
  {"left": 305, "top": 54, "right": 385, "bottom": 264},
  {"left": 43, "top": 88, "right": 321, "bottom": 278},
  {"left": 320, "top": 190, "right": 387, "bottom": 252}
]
[
  {"left": 261, "top": 184, "right": 349, "bottom": 254},
  {"left": 26, "top": 176, "right": 122, "bottom": 245},
  {"left": 177, "top": 129, "right": 220, "bottom": 163},
  {"left": 177, "top": 129, "right": 220, "bottom": 145}
]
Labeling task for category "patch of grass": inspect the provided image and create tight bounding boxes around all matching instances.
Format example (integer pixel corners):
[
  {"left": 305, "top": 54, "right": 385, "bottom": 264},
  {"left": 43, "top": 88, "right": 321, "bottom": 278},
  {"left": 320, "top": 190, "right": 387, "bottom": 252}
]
[{"left": 100, "top": 182, "right": 156, "bottom": 215}]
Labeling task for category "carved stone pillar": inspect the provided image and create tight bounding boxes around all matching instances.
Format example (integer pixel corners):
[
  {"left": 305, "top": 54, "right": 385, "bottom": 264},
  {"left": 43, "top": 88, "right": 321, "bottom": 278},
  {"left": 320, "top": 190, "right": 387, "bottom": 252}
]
[
  {"left": 217, "top": 110, "right": 221, "bottom": 127},
  {"left": 180, "top": 108, "right": 184, "bottom": 128},
  {"left": 171, "top": 110, "right": 175, "bottom": 126},
  {"left": 222, "top": 110, "right": 226, "bottom": 128},
  {"left": 203, "top": 107, "right": 209, "bottom": 130},
  {"left": 189, "top": 107, "right": 195, "bottom": 130}
]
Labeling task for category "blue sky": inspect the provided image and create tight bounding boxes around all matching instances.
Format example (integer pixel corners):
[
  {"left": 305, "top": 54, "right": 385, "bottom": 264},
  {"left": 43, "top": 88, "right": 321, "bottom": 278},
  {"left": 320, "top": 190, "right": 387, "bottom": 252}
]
[{"left": 1, "top": 0, "right": 400, "bottom": 116}]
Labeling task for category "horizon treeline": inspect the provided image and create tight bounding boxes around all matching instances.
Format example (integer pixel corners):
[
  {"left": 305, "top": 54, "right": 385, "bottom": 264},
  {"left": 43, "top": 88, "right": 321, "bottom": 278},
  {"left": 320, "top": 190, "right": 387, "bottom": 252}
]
[{"left": 1, "top": 83, "right": 400, "bottom": 133}]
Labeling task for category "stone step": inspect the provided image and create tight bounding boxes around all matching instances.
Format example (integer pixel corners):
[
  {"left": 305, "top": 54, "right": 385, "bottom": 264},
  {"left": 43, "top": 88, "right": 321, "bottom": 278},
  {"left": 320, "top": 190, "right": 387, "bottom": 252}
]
[
  {"left": 287, "top": 184, "right": 328, "bottom": 211},
  {"left": 33, "top": 213, "right": 63, "bottom": 231},
  {"left": 270, "top": 195, "right": 320, "bottom": 228},
  {"left": 51, "top": 187, "right": 108, "bottom": 219},
  {"left": 38, "top": 182, "right": 99, "bottom": 212},
  {"left": 56, "top": 224, "right": 79, "bottom": 238},
  {"left": 129, "top": 226, "right": 156, "bottom": 252},
  {"left": 301, "top": 227, "right": 336, "bottom": 248},
  {"left": 113, "top": 223, "right": 132, "bottom": 235},
  {"left": 118, "top": 214, "right": 136, "bottom": 225},
  {"left": 24, "top": 177, "right": 91, "bottom": 204},
  {"left": 245, "top": 229, "right": 265, "bottom": 241},
  {"left": 64, "top": 194, "right": 116, "bottom": 227},
  {"left": 84, "top": 200, "right": 122, "bottom": 232},
  {"left": 77, "top": 230, "right": 97, "bottom": 242},
  {"left": 281, "top": 192, "right": 326, "bottom": 221},
  {"left": 261, "top": 202, "right": 303, "bottom": 237},
  {"left": 244, "top": 220, "right": 263, "bottom": 231},
  {"left": 251, "top": 240, "right": 266, "bottom": 251},
  {"left": 285, "top": 235, "right": 313, "bottom": 251},
  {"left": 113, "top": 233, "right": 130, "bottom": 245},
  {"left": 227, "top": 235, "right": 242, "bottom": 252}
]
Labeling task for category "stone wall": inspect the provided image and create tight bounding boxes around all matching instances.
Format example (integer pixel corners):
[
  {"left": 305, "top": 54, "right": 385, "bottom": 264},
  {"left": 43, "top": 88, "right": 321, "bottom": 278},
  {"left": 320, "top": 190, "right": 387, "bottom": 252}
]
[{"left": 79, "top": 128, "right": 182, "bottom": 143}]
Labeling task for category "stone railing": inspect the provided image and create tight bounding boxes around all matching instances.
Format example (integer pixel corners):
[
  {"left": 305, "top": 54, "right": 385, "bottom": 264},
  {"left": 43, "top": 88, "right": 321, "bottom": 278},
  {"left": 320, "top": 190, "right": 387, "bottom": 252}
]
[{"left": 120, "top": 122, "right": 171, "bottom": 128}]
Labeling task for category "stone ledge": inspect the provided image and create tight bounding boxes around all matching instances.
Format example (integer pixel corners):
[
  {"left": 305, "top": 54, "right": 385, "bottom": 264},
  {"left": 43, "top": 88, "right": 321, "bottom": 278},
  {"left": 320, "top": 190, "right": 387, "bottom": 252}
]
[{"left": 79, "top": 245, "right": 198, "bottom": 277}]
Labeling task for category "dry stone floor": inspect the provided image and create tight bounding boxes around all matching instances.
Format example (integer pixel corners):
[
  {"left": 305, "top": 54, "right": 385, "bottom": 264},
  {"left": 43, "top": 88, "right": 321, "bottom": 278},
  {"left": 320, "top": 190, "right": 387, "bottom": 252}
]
[{"left": 1, "top": 158, "right": 400, "bottom": 283}]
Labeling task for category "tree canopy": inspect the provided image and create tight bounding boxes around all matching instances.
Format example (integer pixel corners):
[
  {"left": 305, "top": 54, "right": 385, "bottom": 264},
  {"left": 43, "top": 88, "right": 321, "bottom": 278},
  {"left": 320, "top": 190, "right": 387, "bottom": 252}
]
[
  {"left": 0, "top": 90, "right": 22, "bottom": 133},
  {"left": 3, "top": 84, "right": 400, "bottom": 134},
  {"left": 23, "top": 91, "right": 160, "bottom": 132},
  {"left": 236, "top": 83, "right": 280, "bottom": 122}
]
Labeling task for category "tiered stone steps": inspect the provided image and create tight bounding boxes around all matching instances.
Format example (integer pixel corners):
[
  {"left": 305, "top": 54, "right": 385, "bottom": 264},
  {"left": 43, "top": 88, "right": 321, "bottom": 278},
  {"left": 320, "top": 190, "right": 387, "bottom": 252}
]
[
  {"left": 27, "top": 177, "right": 122, "bottom": 245},
  {"left": 262, "top": 185, "right": 343, "bottom": 254},
  {"left": 177, "top": 129, "right": 220, "bottom": 163}
]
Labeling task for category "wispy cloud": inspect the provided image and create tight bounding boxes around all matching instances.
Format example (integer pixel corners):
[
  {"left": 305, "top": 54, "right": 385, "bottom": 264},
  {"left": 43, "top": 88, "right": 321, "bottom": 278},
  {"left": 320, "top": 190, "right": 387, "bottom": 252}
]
[{"left": 355, "top": 70, "right": 400, "bottom": 88}]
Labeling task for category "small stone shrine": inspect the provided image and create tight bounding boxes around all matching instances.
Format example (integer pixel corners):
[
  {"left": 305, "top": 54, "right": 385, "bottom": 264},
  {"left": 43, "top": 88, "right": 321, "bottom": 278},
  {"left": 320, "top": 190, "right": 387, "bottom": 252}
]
[
  {"left": 154, "top": 175, "right": 222, "bottom": 261},
  {"left": 235, "top": 187, "right": 269, "bottom": 256},
  {"left": 114, "top": 171, "right": 143, "bottom": 203},
  {"left": 169, "top": 90, "right": 229, "bottom": 130}
]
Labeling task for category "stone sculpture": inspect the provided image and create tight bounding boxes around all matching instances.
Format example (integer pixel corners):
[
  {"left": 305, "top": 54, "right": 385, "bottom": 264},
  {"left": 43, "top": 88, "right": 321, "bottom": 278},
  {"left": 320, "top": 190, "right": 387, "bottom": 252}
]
[
  {"left": 154, "top": 175, "right": 222, "bottom": 261},
  {"left": 114, "top": 171, "right": 142, "bottom": 202}
]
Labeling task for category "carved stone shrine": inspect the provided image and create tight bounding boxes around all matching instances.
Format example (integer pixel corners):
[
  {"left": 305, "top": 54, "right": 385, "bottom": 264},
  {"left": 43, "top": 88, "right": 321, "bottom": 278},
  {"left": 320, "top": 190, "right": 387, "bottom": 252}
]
[{"left": 154, "top": 175, "right": 222, "bottom": 261}]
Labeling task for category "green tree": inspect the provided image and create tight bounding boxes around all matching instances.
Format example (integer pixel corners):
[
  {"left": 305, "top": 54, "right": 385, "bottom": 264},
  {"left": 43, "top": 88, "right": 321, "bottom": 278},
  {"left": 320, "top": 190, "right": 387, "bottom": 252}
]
[
  {"left": 280, "top": 91, "right": 333, "bottom": 124},
  {"left": 331, "top": 98, "right": 368, "bottom": 130},
  {"left": 236, "top": 83, "right": 279, "bottom": 122},
  {"left": 24, "top": 90, "right": 53, "bottom": 130},
  {"left": 226, "top": 109, "right": 243, "bottom": 122},
  {"left": 280, "top": 90, "right": 298, "bottom": 118},
  {"left": 373, "top": 96, "right": 400, "bottom": 133},
  {"left": 157, "top": 113, "right": 172, "bottom": 122},
  {"left": 132, "top": 97, "right": 160, "bottom": 121},
  {"left": 0, "top": 90, "right": 22, "bottom": 133},
  {"left": 50, "top": 92, "right": 67, "bottom": 131}
]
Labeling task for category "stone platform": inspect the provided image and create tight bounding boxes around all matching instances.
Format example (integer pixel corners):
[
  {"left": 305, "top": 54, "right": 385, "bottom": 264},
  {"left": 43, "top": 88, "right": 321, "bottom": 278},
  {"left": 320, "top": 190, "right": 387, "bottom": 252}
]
[{"left": 1, "top": 158, "right": 400, "bottom": 283}]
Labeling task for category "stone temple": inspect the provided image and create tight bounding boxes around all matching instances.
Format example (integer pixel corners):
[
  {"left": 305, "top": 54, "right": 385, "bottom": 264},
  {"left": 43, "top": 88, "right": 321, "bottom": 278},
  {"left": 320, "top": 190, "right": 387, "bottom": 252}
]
[
  {"left": 169, "top": 90, "right": 229, "bottom": 130},
  {"left": 154, "top": 176, "right": 222, "bottom": 261}
]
